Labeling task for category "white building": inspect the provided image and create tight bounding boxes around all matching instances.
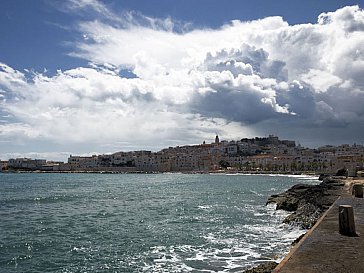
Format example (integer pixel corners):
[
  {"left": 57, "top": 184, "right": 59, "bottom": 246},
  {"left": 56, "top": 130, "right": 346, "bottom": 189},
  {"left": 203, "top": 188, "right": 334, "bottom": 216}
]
[
  {"left": 68, "top": 155, "right": 98, "bottom": 168},
  {"left": 8, "top": 158, "right": 46, "bottom": 170}
]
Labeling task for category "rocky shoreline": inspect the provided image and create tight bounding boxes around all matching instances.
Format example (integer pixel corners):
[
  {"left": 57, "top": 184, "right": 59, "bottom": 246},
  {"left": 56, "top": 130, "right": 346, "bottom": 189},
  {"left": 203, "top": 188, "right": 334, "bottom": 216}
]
[
  {"left": 242, "top": 177, "right": 345, "bottom": 273},
  {"left": 266, "top": 177, "right": 345, "bottom": 229}
]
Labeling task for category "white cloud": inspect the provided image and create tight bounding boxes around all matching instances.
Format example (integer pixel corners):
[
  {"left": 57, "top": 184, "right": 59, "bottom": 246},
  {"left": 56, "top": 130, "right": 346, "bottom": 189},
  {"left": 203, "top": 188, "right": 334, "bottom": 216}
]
[
  {"left": 0, "top": 63, "right": 256, "bottom": 149},
  {"left": 0, "top": 151, "right": 72, "bottom": 162},
  {"left": 63, "top": 0, "right": 118, "bottom": 23},
  {"left": 301, "top": 69, "right": 342, "bottom": 92},
  {"left": 0, "top": 123, "right": 42, "bottom": 139},
  {"left": 1, "top": 4, "right": 364, "bottom": 154},
  {"left": 318, "top": 5, "right": 364, "bottom": 32}
]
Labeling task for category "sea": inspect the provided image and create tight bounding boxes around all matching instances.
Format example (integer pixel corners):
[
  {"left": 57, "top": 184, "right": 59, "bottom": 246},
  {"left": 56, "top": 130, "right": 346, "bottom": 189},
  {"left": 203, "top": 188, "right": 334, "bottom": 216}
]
[{"left": 0, "top": 173, "right": 319, "bottom": 273}]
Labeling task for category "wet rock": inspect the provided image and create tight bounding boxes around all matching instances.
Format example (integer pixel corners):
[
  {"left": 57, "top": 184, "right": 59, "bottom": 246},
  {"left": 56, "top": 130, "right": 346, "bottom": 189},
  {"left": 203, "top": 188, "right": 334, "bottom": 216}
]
[
  {"left": 318, "top": 174, "right": 329, "bottom": 181},
  {"left": 243, "top": 261, "right": 278, "bottom": 273},
  {"left": 291, "top": 233, "right": 306, "bottom": 246},
  {"left": 335, "top": 168, "right": 348, "bottom": 177},
  {"left": 266, "top": 177, "right": 344, "bottom": 229}
]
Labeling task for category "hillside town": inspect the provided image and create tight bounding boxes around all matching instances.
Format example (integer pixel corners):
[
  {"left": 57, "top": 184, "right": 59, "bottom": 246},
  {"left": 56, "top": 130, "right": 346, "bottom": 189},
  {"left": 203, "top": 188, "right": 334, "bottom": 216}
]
[{"left": 1, "top": 135, "right": 364, "bottom": 176}]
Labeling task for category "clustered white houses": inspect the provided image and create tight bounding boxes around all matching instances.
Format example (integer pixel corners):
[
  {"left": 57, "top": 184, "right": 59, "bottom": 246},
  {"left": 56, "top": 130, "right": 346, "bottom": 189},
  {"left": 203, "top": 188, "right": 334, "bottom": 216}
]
[
  {"left": 2, "top": 135, "right": 364, "bottom": 175},
  {"left": 7, "top": 158, "right": 46, "bottom": 169}
]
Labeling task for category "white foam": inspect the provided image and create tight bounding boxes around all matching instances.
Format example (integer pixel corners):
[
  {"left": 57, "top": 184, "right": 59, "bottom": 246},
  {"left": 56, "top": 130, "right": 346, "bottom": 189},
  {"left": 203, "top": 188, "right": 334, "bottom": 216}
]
[
  {"left": 137, "top": 176, "right": 311, "bottom": 272},
  {"left": 197, "top": 205, "right": 213, "bottom": 210},
  {"left": 249, "top": 190, "right": 264, "bottom": 196}
]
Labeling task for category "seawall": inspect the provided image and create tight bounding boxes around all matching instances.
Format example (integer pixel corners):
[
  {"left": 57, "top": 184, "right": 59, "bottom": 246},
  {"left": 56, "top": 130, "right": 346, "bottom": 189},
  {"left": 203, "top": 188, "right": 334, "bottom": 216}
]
[{"left": 273, "top": 179, "right": 364, "bottom": 273}]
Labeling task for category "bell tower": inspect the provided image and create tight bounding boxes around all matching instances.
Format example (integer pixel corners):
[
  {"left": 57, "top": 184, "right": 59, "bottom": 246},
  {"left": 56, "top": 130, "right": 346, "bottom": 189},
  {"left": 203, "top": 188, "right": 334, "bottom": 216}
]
[{"left": 215, "top": 135, "right": 220, "bottom": 144}]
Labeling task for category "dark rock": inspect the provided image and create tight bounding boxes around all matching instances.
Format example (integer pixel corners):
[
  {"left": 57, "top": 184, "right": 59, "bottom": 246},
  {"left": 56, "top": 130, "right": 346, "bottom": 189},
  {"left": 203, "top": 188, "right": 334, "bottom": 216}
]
[
  {"left": 266, "top": 177, "right": 344, "bottom": 229},
  {"left": 322, "top": 177, "right": 345, "bottom": 186},
  {"left": 243, "top": 261, "right": 278, "bottom": 273},
  {"left": 318, "top": 174, "right": 329, "bottom": 181},
  {"left": 283, "top": 203, "right": 322, "bottom": 229},
  {"left": 291, "top": 233, "right": 306, "bottom": 246},
  {"left": 276, "top": 198, "right": 299, "bottom": 211},
  {"left": 335, "top": 168, "right": 348, "bottom": 177}
]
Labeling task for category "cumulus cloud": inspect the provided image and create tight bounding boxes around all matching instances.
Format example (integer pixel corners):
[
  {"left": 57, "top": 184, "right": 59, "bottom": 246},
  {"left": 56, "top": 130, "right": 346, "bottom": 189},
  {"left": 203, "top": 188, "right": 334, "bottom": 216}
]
[
  {"left": 0, "top": 63, "right": 255, "bottom": 150},
  {"left": 1, "top": 3, "right": 364, "bottom": 156},
  {"left": 318, "top": 5, "right": 364, "bottom": 32}
]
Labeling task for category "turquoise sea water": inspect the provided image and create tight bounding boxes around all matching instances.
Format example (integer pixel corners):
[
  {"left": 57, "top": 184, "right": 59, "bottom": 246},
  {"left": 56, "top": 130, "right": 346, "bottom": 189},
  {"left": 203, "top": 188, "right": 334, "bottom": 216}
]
[{"left": 0, "top": 173, "right": 318, "bottom": 273}]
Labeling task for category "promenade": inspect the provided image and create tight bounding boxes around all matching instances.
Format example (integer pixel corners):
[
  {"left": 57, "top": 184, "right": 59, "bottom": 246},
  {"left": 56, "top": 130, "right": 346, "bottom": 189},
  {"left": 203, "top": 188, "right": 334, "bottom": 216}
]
[{"left": 274, "top": 179, "right": 364, "bottom": 273}]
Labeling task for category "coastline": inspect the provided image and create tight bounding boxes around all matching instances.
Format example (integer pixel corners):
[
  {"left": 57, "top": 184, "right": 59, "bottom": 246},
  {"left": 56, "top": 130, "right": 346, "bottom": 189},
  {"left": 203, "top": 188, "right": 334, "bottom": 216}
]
[
  {"left": 243, "top": 176, "right": 349, "bottom": 273},
  {"left": 0, "top": 169, "right": 320, "bottom": 176},
  {"left": 272, "top": 178, "right": 364, "bottom": 273}
]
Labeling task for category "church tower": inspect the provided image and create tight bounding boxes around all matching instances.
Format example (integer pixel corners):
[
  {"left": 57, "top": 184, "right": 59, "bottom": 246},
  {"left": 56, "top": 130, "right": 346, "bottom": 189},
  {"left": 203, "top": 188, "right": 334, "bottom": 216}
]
[{"left": 215, "top": 135, "right": 220, "bottom": 144}]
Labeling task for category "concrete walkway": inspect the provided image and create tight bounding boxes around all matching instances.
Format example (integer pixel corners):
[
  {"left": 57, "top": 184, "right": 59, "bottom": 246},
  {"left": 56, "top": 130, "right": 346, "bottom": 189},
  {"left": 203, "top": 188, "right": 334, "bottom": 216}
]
[{"left": 274, "top": 180, "right": 364, "bottom": 273}]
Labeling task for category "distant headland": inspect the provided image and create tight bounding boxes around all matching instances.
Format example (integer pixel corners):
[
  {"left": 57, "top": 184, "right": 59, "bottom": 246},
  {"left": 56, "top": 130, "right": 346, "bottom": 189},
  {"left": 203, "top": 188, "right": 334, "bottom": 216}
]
[{"left": 1, "top": 135, "right": 364, "bottom": 176}]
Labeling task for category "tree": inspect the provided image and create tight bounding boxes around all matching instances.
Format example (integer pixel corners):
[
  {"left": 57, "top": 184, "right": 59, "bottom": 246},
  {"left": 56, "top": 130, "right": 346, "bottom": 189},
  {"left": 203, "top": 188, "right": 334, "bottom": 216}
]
[{"left": 219, "top": 160, "right": 230, "bottom": 169}]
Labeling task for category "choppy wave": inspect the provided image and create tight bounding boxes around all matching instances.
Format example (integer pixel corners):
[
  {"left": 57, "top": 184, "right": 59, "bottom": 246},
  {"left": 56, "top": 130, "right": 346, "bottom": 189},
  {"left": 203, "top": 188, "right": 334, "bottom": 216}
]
[
  {"left": 139, "top": 202, "right": 305, "bottom": 272},
  {"left": 0, "top": 173, "right": 310, "bottom": 273}
]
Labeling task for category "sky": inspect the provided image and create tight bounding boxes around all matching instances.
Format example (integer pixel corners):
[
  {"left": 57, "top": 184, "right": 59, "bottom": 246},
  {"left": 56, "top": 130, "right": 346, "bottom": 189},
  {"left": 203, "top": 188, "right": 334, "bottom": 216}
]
[{"left": 1, "top": 0, "right": 364, "bottom": 161}]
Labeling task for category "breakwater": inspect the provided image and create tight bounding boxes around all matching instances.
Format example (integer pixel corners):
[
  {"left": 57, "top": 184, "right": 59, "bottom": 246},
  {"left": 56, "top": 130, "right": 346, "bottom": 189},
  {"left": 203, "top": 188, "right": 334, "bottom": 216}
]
[
  {"left": 260, "top": 178, "right": 364, "bottom": 273},
  {"left": 243, "top": 177, "right": 345, "bottom": 273}
]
